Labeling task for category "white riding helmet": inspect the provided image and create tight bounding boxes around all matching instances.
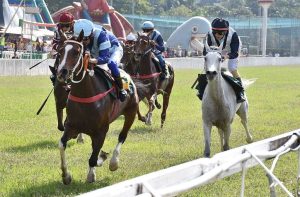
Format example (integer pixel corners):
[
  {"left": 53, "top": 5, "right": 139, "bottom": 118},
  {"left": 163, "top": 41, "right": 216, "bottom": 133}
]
[
  {"left": 126, "top": 33, "right": 136, "bottom": 41},
  {"left": 74, "top": 19, "right": 94, "bottom": 37},
  {"left": 142, "top": 21, "right": 154, "bottom": 30}
]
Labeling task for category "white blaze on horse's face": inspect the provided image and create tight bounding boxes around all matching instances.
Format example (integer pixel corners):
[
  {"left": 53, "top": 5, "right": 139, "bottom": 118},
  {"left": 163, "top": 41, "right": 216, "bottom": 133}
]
[
  {"left": 205, "top": 51, "right": 222, "bottom": 81},
  {"left": 57, "top": 44, "right": 73, "bottom": 73}
]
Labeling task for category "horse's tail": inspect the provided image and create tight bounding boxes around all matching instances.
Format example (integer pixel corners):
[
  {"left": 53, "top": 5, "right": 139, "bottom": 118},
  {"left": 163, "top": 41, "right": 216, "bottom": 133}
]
[
  {"left": 133, "top": 79, "right": 150, "bottom": 101},
  {"left": 242, "top": 78, "right": 257, "bottom": 89}
]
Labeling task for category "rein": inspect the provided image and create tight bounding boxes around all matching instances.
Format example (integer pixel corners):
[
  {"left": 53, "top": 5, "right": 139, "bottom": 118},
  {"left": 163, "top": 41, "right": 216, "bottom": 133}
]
[{"left": 63, "top": 40, "right": 113, "bottom": 103}]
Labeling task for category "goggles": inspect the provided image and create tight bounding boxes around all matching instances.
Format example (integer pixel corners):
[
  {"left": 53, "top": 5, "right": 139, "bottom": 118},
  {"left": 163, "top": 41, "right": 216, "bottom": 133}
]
[{"left": 213, "top": 30, "right": 227, "bottom": 36}]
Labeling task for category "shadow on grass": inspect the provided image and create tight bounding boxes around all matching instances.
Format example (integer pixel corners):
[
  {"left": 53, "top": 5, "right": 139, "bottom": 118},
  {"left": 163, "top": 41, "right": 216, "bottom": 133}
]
[
  {"left": 5, "top": 140, "right": 58, "bottom": 153},
  {"left": 130, "top": 125, "right": 161, "bottom": 134},
  {"left": 7, "top": 178, "right": 112, "bottom": 197}
]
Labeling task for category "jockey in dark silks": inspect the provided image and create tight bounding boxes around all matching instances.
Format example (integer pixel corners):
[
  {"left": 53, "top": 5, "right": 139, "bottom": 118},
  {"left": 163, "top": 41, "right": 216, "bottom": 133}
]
[
  {"left": 50, "top": 12, "right": 75, "bottom": 85},
  {"left": 197, "top": 18, "right": 245, "bottom": 103},
  {"left": 141, "top": 21, "right": 168, "bottom": 80},
  {"left": 73, "top": 19, "right": 127, "bottom": 102}
]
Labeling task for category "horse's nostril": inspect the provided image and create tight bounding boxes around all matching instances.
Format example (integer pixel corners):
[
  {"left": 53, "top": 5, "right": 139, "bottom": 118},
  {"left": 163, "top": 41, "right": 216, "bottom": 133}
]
[{"left": 206, "top": 71, "right": 217, "bottom": 75}]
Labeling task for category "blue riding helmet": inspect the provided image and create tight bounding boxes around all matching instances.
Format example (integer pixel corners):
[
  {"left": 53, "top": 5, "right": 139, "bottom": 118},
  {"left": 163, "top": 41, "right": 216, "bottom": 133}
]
[
  {"left": 74, "top": 19, "right": 94, "bottom": 37},
  {"left": 142, "top": 21, "right": 154, "bottom": 30}
]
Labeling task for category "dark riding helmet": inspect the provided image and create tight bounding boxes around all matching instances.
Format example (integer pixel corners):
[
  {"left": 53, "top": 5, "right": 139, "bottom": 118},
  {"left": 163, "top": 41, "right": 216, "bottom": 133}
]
[{"left": 211, "top": 18, "right": 229, "bottom": 31}]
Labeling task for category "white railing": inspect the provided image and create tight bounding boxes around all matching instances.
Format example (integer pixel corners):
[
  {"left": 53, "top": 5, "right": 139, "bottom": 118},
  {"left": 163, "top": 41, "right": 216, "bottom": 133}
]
[
  {"left": 77, "top": 129, "right": 300, "bottom": 197},
  {"left": 1, "top": 57, "right": 300, "bottom": 76},
  {"left": 0, "top": 58, "right": 55, "bottom": 76}
]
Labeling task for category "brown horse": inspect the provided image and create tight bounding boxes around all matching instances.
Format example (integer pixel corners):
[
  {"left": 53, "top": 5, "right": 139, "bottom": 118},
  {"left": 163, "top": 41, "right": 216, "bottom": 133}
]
[
  {"left": 56, "top": 31, "right": 140, "bottom": 184},
  {"left": 123, "top": 33, "right": 174, "bottom": 128}
]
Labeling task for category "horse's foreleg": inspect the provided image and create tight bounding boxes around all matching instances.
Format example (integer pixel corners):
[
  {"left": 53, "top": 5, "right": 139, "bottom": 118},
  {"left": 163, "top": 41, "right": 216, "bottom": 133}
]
[
  {"left": 145, "top": 96, "right": 155, "bottom": 125},
  {"left": 223, "top": 125, "right": 231, "bottom": 151},
  {"left": 59, "top": 132, "right": 72, "bottom": 185},
  {"left": 56, "top": 106, "right": 64, "bottom": 131},
  {"left": 87, "top": 131, "right": 107, "bottom": 183},
  {"left": 160, "top": 92, "right": 171, "bottom": 128},
  {"left": 237, "top": 103, "right": 253, "bottom": 143},
  {"left": 110, "top": 107, "right": 136, "bottom": 171},
  {"left": 160, "top": 78, "right": 174, "bottom": 128},
  {"left": 217, "top": 128, "right": 224, "bottom": 151},
  {"left": 137, "top": 105, "right": 146, "bottom": 122},
  {"left": 203, "top": 123, "right": 212, "bottom": 157}
]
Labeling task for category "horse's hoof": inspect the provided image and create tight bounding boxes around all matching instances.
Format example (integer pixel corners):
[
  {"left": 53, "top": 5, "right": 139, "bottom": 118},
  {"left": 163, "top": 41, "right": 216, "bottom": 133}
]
[
  {"left": 246, "top": 137, "right": 253, "bottom": 143},
  {"left": 58, "top": 125, "right": 64, "bottom": 131},
  {"left": 204, "top": 153, "right": 210, "bottom": 158},
  {"left": 139, "top": 117, "right": 146, "bottom": 122},
  {"left": 62, "top": 172, "right": 72, "bottom": 185},
  {"left": 109, "top": 158, "right": 119, "bottom": 171},
  {"left": 86, "top": 172, "right": 96, "bottom": 183},
  {"left": 155, "top": 103, "right": 161, "bottom": 109}
]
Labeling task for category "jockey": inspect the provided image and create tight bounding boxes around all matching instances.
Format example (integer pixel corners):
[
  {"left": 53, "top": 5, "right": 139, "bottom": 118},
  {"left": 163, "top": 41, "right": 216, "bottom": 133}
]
[
  {"left": 141, "top": 21, "right": 168, "bottom": 80},
  {"left": 50, "top": 12, "right": 75, "bottom": 85},
  {"left": 201, "top": 18, "right": 245, "bottom": 103},
  {"left": 125, "top": 33, "right": 136, "bottom": 47},
  {"left": 73, "top": 19, "right": 127, "bottom": 102}
]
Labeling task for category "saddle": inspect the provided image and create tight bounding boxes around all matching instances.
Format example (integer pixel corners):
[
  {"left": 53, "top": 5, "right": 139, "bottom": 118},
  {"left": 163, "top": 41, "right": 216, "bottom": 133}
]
[
  {"left": 192, "top": 72, "right": 243, "bottom": 98},
  {"left": 94, "top": 65, "right": 135, "bottom": 96}
]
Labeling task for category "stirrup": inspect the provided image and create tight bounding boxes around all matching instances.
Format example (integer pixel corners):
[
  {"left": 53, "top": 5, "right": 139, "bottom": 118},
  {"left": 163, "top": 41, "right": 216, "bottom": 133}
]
[{"left": 119, "top": 89, "right": 127, "bottom": 102}]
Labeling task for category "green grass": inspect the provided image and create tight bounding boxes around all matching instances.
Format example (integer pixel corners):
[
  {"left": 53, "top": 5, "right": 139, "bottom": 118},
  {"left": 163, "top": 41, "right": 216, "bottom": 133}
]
[{"left": 1, "top": 66, "right": 300, "bottom": 196}]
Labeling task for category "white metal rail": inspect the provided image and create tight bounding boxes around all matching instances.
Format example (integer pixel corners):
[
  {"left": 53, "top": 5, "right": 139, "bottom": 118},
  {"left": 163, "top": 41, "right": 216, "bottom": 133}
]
[{"left": 77, "top": 129, "right": 300, "bottom": 197}]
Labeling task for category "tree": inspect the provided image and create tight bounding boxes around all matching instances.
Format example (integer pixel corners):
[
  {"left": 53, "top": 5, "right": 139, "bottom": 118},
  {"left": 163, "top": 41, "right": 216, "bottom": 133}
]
[{"left": 164, "top": 5, "right": 193, "bottom": 17}]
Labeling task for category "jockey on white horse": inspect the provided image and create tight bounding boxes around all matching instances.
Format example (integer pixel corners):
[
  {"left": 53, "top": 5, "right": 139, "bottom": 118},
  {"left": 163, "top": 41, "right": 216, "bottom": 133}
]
[{"left": 197, "top": 18, "right": 245, "bottom": 103}]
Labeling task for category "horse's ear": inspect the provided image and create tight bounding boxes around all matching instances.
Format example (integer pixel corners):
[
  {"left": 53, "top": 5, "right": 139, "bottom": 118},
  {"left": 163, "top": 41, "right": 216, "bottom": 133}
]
[
  {"left": 137, "top": 32, "right": 140, "bottom": 38},
  {"left": 59, "top": 29, "right": 67, "bottom": 42},
  {"left": 77, "top": 30, "right": 84, "bottom": 42}
]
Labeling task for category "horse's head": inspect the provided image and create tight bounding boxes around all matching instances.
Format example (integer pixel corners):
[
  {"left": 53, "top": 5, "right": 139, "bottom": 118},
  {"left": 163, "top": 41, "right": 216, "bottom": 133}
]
[
  {"left": 133, "top": 32, "right": 152, "bottom": 62},
  {"left": 56, "top": 30, "right": 85, "bottom": 83},
  {"left": 204, "top": 40, "right": 223, "bottom": 81}
]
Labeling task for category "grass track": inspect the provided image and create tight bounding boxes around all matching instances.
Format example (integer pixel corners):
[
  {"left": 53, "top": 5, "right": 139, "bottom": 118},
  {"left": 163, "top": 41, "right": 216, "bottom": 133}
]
[{"left": 1, "top": 66, "right": 300, "bottom": 196}]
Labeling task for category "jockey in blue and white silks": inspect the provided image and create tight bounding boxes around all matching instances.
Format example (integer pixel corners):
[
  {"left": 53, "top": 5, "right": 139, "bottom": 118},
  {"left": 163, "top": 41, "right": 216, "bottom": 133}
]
[
  {"left": 73, "top": 19, "right": 127, "bottom": 102},
  {"left": 141, "top": 21, "right": 168, "bottom": 80},
  {"left": 201, "top": 18, "right": 245, "bottom": 103},
  {"left": 103, "top": 28, "right": 123, "bottom": 70}
]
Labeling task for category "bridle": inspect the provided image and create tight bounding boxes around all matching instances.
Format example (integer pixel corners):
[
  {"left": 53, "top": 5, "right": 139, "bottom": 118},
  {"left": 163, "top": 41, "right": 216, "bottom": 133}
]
[{"left": 60, "top": 40, "right": 93, "bottom": 84}]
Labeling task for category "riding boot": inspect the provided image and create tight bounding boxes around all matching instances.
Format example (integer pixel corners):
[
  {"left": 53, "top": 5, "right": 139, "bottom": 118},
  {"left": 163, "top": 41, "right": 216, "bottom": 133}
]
[
  {"left": 114, "top": 77, "right": 128, "bottom": 102},
  {"left": 236, "top": 77, "right": 246, "bottom": 103},
  {"left": 195, "top": 74, "right": 207, "bottom": 100},
  {"left": 160, "top": 63, "right": 168, "bottom": 80}
]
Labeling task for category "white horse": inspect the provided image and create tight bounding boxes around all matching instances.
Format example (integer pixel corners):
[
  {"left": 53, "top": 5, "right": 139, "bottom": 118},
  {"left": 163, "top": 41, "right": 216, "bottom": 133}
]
[{"left": 202, "top": 44, "right": 254, "bottom": 157}]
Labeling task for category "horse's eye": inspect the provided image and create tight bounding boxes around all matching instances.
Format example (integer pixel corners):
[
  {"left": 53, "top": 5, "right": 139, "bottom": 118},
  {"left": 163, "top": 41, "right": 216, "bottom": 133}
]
[{"left": 218, "top": 57, "right": 221, "bottom": 61}]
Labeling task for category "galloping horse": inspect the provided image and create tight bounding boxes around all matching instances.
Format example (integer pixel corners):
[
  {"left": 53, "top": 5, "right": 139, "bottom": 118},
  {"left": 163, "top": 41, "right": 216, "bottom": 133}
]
[
  {"left": 56, "top": 31, "right": 140, "bottom": 184},
  {"left": 202, "top": 42, "right": 254, "bottom": 157},
  {"left": 123, "top": 33, "right": 174, "bottom": 128}
]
